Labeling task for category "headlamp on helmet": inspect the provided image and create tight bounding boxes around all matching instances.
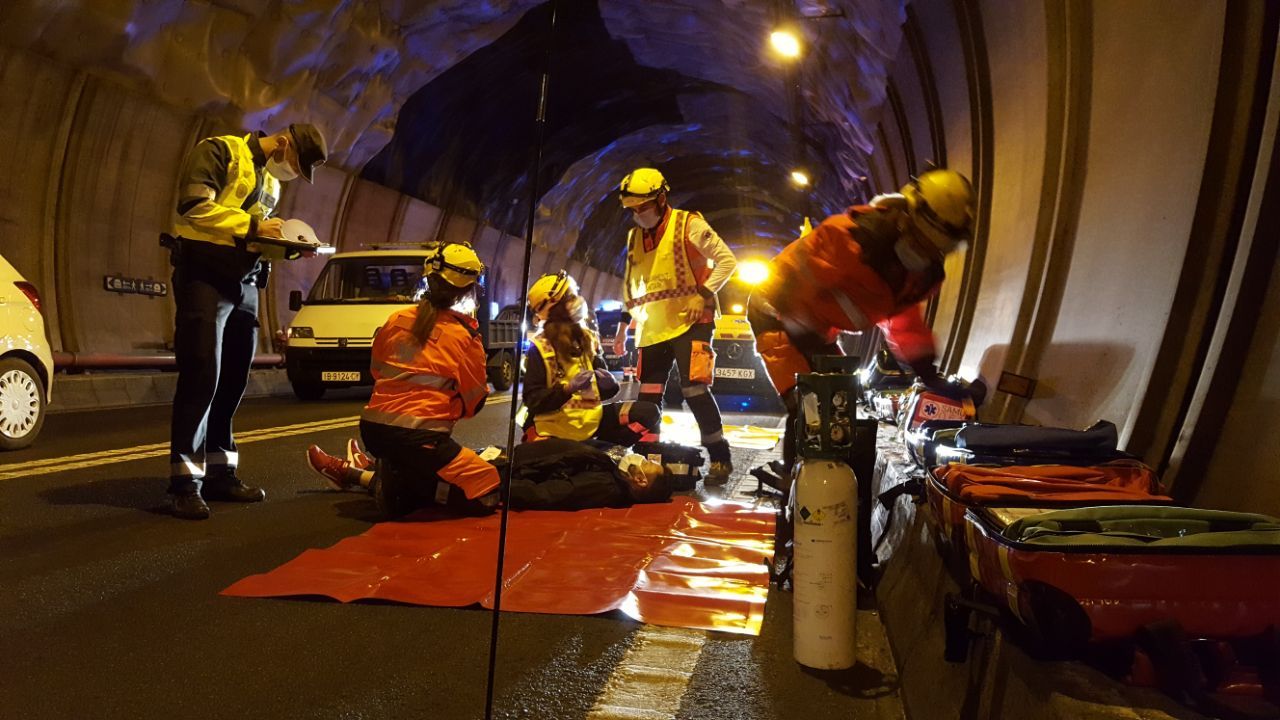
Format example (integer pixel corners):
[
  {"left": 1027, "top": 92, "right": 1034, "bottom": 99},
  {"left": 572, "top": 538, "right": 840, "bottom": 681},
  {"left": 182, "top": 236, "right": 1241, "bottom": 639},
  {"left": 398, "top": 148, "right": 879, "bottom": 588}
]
[
  {"left": 619, "top": 168, "right": 670, "bottom": 209},
  {"left": 901, "top": 169, "right": 975, "bottom": 254},
  {"left": 426, "top": 242, "right": 485, "bottom": 289},
  {"left": 528, "top": 271, "right": 581, "bottom": 322}
]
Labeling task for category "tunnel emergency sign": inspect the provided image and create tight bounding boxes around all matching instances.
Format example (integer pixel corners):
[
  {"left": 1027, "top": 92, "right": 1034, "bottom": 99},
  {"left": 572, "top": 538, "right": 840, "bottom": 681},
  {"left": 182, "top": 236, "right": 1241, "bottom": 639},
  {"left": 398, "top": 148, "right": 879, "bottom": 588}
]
[{"left": 103, "top": 274, "right": 168, "bottom": 297}]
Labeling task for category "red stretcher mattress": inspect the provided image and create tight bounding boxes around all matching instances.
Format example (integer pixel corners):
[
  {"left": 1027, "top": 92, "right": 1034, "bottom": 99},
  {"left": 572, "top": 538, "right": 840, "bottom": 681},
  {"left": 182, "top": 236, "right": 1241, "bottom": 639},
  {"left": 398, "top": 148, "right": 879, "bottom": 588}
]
[{"left": 222, "top": 497, "right": 775, "bottom": 635}]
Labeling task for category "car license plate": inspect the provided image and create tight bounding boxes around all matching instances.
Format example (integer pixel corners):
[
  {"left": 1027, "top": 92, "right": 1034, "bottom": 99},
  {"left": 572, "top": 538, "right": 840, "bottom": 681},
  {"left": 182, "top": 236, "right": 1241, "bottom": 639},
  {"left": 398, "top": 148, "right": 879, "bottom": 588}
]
[
  {"left": 715, "top": 367, "right": 755, "bottom": 379},
  {"left": 321, "top": 371, "right": 361, "bottom": 382}
]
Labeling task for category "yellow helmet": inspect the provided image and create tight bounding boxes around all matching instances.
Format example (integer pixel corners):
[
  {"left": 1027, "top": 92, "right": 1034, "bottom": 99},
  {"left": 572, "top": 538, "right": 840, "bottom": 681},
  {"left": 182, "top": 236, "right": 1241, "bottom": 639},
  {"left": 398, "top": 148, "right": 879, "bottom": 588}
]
[
  {"left": 901, "top": 169, "right": 975, "bottom": 254},
  {"left": 426, "top": 242, "right": 484, "bottom": 288},
  {"left": 528, "top": 271, "right": 580, "bottom": 321},
  {"left": 619, "top": 168, "right": 669, "bottom": 208}
]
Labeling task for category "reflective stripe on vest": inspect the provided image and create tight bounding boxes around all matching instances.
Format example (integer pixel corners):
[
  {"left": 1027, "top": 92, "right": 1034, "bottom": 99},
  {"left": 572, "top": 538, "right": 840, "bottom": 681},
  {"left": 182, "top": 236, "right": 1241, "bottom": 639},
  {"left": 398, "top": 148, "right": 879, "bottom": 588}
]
[
  {"left": 529, "top": 335, "right": 603, "bottom": 441},
  {"left": 625, "top": 208, "right": 701, "bottom": 348},
  {"left": 172, "top": 134, "right": 281, "bottom": 248},
  {"left": 369, "top": 360, "right": 456, "bottom": 390}
]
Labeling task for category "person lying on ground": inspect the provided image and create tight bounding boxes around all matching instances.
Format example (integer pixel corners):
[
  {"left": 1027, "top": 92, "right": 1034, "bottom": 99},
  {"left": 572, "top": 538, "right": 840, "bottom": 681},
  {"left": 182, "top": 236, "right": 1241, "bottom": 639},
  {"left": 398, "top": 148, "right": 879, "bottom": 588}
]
[{"left": 306, "top": 436, "right": 673, "bottom": 517}]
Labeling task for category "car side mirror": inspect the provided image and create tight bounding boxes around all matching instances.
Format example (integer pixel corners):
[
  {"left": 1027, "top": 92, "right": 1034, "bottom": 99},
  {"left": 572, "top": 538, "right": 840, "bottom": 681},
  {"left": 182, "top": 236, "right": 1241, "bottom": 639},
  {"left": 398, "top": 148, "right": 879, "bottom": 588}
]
[{"left": 289, "top": 290, "right": 303, "bottom": 312}]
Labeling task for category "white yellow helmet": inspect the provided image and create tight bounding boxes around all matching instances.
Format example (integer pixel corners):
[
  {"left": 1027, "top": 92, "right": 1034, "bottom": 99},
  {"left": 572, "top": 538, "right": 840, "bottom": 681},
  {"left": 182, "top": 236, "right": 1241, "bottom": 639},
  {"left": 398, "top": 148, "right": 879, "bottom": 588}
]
[
  {"left": 426, "top": 242, "right": 484, "bottom": 288},
  {"left": 901, "top": 169, "right": 975, "bottom": 254},
  {"left": 619, "top": 168, "right": 669, "bottom": 208},
  {"left": 528, "top": 271, "right": 580, "bottom": 321}
]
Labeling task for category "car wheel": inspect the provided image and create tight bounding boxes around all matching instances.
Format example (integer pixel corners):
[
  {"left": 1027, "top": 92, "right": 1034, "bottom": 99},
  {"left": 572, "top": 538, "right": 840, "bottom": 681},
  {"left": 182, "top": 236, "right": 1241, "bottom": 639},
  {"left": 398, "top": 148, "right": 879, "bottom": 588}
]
[
  {"left": 488, "top": 351, "right": 515, "bottom": 391},
  {"left": 0, "top": 357, "right": 46, "bottom": 450},
  {"left": 292, "top": 382, "right": 326, "bottom": 401}
]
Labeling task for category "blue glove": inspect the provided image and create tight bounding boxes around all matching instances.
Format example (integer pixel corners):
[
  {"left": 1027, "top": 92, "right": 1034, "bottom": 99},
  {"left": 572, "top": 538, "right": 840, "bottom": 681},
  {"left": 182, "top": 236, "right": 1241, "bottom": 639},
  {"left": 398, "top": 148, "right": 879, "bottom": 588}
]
[{"left": 566, "top": 370, "right": 594, "bottom": 393}]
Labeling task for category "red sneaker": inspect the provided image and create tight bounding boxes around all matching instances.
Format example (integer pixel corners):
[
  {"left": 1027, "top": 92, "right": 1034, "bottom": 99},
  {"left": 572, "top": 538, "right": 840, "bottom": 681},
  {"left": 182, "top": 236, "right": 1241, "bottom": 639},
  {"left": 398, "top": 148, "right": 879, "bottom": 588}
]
[
  {"left": 346, "top": 438, "right": 373, "bottom": 471},
  {"left": 307, "top": 445, "right": 354, "bottom": 490}
]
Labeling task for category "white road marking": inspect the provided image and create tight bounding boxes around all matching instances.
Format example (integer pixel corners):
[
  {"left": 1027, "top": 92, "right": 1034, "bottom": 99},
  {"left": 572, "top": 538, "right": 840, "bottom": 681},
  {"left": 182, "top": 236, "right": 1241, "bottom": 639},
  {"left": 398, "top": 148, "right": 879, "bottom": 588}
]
[
  {"left": 0, "top": 394, "right": 512, "bottom": 482},
  {"left": 586, "top": 626, "right": 707, "bottom": 720}
]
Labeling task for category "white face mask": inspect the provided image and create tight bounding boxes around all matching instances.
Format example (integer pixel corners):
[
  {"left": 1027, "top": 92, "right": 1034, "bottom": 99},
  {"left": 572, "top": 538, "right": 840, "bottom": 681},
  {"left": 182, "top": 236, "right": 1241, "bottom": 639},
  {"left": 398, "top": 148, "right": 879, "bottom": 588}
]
[
  {"left": 267, "top": 149, "right": 298, "bottom": 182},
  {"left": 633, "top": 205, "right": 662, "bottom": 229},
  {"left": 894, "top": 237, "right": 935, "bottom": 272}
]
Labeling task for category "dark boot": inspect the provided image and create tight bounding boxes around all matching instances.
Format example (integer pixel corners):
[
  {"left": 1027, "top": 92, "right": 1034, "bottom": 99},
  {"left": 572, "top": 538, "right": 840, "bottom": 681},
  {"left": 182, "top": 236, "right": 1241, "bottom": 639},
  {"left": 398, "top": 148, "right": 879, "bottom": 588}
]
[
  {"left": 202, "top": 471, "right": 266, "bottom": 502},
  {"left": 170, "top": 489, "right": 211, "bottom": 520}
]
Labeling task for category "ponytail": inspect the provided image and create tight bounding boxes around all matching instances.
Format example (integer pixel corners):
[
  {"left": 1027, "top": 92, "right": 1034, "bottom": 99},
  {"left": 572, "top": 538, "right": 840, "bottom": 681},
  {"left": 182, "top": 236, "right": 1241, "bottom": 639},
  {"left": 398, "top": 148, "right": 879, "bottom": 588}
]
[{"left": 409, "top": 277, "right": 471, "bottom": 346}]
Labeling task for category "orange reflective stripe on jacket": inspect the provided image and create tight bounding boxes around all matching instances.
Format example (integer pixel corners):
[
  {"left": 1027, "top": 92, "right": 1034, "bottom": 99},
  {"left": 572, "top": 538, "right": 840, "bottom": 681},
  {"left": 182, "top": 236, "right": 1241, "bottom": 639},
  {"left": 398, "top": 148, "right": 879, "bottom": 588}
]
[{"left": 362, "top": 307, "right": 490, "bottom": 428}]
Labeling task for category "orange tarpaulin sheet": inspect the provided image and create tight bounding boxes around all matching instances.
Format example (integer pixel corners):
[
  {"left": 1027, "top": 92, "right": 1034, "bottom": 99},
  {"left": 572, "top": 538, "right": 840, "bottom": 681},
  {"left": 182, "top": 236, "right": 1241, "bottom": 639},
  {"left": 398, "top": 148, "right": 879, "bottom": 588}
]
[
  {"left": 937, "top": 463, "right": 1170, "bottom": 505},
  {"left": 222, "top": 498, "right": 776, "bottom": 635}
]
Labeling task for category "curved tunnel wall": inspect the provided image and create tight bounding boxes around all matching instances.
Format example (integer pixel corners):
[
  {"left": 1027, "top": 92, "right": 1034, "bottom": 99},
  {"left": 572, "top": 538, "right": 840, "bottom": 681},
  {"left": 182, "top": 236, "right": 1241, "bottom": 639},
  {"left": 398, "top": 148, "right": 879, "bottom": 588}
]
[
  {"left": 0, "top": 43, "right": 620, "bottom": 358},
  {"left": 876, "top": 0, "right": 1278, "bottom": 513}
]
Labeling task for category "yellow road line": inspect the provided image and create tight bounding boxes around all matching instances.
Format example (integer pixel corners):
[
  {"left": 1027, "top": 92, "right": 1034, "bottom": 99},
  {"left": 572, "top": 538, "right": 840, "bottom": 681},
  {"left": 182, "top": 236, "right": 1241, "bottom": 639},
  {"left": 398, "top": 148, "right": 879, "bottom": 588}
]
[
  {"left": 586, "top": 627, "right": 707, "bottom": 720},
  {"left": 0, "top": 394, "right": 512, "bottom": 482}
]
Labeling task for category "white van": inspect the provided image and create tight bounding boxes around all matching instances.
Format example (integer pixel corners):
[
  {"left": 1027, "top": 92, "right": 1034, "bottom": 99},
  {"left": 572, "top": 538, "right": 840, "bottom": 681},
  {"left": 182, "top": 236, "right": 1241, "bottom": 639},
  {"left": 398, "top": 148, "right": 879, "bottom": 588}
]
[
  {"left": 284, "top": 247, "right": 519, "bottom": 400},
  {"left": 0, "top": 254, "right": 54, "bottom": 449}
]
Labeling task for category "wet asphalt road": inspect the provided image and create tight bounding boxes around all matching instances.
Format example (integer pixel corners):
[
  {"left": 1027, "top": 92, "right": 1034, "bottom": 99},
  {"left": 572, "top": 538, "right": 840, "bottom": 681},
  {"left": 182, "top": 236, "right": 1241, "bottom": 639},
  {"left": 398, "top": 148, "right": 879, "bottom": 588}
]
[{"left": 0, "top": 386, "right": 904, "bottom": 720}]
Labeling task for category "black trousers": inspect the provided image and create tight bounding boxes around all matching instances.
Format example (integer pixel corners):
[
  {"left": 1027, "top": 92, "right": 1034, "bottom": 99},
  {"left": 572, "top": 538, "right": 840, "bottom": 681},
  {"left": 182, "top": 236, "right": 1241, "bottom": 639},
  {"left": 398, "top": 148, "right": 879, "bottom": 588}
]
[
  {"left": 168, "top": 260, "right": 260, "bottom": 493},
  {"left": 637, "top": 322, "right": 730, "bottom": 462},
  {"left": 593, "top": 401, "right": 661, "bottom": 446},
  {"left": 746, "top": 298, "right": 840, "bottom": 468}
]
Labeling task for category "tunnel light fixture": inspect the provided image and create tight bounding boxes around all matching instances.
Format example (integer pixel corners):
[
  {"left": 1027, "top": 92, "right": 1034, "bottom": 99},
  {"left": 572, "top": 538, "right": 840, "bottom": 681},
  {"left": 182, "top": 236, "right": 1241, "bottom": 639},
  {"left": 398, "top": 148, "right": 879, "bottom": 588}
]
[
  {"left": 790, "top": 170, "right": 811, "bottom": 187},
  {"left": 770, "top": 29, "right": 802, "bottom": 59},
  {"left": 731, "top": 303, "right": 745, "bottom": 314},
  {"left": 737, "top": 260, "right": 771, "bottom": 286}
]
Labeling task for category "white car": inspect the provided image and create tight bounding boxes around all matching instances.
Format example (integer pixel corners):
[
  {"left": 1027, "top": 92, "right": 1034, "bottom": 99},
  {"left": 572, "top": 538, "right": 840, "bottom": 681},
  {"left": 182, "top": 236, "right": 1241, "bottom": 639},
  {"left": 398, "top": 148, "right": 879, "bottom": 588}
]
[{"left": 0, "top": 255, "right": 53, "bottom": 449}]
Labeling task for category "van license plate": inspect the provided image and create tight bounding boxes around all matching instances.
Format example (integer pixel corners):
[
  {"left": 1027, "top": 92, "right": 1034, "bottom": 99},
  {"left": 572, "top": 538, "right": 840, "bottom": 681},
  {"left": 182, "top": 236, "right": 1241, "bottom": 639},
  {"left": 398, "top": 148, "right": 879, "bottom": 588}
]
[
  {"left": 715, "top": 368, "right": 754, "bottom": 379},
  {"left": 321, "top": 371, "right": 361, "bottom": 382}
]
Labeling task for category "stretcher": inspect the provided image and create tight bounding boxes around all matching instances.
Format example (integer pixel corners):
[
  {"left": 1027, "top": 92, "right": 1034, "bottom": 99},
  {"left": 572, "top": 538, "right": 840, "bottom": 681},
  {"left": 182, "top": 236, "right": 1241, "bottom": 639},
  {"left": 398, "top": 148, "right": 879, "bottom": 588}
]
[
  {"left": 949, "top": 505, "right": 1280, "bottom": 713},
  {"left": 925, "top": 462, "right": 1171, "bottom": 554}
]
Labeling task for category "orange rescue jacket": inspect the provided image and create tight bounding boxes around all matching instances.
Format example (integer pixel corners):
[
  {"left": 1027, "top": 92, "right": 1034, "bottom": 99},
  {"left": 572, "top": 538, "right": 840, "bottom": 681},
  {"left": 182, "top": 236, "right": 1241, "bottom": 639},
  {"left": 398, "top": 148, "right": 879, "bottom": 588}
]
[
  {"left": 361, "top": 307, "right": 489, "bottom": 431},
  {"left": 760, "top": 205, "right": 942, "bottom": 363}
]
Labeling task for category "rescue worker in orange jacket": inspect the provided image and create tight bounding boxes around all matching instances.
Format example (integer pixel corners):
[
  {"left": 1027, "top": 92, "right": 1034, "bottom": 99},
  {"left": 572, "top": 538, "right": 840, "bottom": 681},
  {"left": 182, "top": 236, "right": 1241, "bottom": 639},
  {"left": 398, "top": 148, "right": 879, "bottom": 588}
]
[
  {"left": 357, "top": 242, "right": 500, "bottom": 517},
  {"left": 612, "top": 168, "right": 738, "bottom": 485},
  {"left": 749, "top": 169, "right": 981, "bottom": 468},
  {"left": 521, "top": 271, "right": 661, "bottom": 445}
]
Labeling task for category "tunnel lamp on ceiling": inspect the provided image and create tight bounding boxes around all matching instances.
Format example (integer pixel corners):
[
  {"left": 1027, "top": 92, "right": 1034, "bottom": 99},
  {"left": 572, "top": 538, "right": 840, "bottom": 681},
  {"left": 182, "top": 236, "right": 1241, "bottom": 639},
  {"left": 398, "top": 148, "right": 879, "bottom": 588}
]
[
  {"left": 770, "top": 29, "right": 802, "bottom": 59},
  {"left": 790, "top": 170, "right": 810, "bottom": 187},
  {"left": 737, "top": 260, "right": 771, "bottom": 286}
]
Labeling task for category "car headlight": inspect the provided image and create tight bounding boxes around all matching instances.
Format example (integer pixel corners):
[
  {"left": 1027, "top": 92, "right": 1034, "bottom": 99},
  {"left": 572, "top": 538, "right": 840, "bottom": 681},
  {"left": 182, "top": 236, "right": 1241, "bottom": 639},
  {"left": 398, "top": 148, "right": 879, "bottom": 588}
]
[{"left": 287, "top": 326, "right": 314, "bottom": 339}]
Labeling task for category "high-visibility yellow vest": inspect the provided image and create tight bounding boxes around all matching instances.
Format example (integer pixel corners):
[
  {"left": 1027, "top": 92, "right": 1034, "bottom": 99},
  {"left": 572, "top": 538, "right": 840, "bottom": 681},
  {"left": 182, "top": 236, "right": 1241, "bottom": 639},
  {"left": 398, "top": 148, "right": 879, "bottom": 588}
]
[
  {"left": 624, "top": 208, "right": 702, "bottom": 347},
  {"left": 171, "top": 134, "right": 281, "bottom": 248},
  {"left": 529, "top": 335, "right": 603, "bottom": 441}
]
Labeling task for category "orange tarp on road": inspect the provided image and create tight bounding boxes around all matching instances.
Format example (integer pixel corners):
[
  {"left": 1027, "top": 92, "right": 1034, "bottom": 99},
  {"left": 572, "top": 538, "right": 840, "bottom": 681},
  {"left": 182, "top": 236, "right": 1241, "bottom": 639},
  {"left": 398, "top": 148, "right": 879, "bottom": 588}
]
[{"left": 222, "top": 498, "right": 776, "bottom": 635}]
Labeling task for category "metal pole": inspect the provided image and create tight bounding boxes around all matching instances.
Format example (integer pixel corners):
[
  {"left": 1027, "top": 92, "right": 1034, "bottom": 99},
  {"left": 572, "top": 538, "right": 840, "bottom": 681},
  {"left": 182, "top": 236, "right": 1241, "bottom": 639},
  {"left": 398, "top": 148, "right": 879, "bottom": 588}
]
[{"left": 483, "top": 2, "right": 559, "bottom": 717}]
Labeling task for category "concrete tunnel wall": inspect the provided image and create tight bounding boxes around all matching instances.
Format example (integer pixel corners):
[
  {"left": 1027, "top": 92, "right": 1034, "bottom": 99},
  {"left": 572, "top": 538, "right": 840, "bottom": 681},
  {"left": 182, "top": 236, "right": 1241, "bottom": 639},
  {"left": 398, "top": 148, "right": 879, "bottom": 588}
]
[
  {"left": 871, "top": 0, "right": 1278, "bottom": 515},
  {"left": 0, "top": 43, "right": 622, "bottom": 358}
]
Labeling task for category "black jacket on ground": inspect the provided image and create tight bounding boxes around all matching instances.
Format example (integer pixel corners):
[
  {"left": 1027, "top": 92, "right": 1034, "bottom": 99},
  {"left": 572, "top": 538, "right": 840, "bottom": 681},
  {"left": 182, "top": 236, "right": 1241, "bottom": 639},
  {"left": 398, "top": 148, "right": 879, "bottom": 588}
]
[{"left": 504, "top": 438, "right": 637, "bottom": 510}]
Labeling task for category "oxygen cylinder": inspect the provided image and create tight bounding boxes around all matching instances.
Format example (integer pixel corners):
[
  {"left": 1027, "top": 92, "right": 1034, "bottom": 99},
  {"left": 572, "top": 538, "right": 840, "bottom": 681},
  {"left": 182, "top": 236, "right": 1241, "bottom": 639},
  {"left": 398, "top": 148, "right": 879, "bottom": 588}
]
[{"left": 793, "top": 458, "right": 858, "bottom": 669}]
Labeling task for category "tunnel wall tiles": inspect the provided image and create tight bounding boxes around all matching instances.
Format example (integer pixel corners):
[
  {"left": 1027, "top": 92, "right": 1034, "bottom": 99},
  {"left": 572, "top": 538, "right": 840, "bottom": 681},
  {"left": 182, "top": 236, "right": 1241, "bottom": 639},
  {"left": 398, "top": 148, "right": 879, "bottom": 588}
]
[
  {"left": 0, "top": 46, "right": 76, "bottom": 323},
  {"left": 954, "top": 0, "right": 1051, "bottom": 384},
  {"left": 57, "top": 76, "right": 190, "bottom": 354},
  {"left": 1029, "top": 0, "right": 1225, "bottom": 435},
  {"left": 1200, "top": 230, "right": 1280, "bottom": 518}
]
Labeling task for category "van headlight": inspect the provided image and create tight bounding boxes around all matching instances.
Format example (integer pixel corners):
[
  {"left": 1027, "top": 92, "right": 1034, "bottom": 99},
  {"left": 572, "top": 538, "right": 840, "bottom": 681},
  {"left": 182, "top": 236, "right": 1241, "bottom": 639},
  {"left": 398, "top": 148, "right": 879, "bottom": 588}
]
[{"left": 287, "top": 326, "right": 314, "bottom": 339}]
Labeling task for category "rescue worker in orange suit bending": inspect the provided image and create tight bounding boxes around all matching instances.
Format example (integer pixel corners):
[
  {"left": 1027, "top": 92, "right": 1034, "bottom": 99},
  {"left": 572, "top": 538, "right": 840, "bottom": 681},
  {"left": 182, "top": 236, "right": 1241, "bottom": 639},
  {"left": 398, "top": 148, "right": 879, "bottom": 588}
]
[
  {"left": 354, "top": 242, "right": 501, "bottom": 518},
  {"left": 612, "top": 168, "right": 738, "bottom": 486},
  {"left": 749, "top": 169, "right": 985, "bottom": 471},
  {"left": 521, "top": 271, "right": 661, "bottom": 445}
]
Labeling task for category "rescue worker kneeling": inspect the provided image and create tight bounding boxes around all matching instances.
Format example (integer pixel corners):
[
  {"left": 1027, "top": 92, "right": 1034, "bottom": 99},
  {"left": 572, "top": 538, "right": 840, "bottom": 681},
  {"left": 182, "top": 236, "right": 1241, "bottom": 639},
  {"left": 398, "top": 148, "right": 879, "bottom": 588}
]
[
  {"left": 520, "top": 271, "right": 661, "bottom": 446},
  {"left": 306, "top": 437, "right": 673, "bottom": 513},
  {"left": 354, "top": 242, "right": 500, "bottom": 518},
  {"left": 750, "top": 169, "right": 986, "bottom": 471}
]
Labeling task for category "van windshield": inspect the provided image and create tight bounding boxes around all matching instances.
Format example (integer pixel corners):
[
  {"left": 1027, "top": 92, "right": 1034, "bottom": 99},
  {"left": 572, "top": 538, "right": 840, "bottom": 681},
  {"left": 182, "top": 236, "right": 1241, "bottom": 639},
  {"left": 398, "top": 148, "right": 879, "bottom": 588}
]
[{"left": 307, "top": 257, "right": 426, "bottom": 304}]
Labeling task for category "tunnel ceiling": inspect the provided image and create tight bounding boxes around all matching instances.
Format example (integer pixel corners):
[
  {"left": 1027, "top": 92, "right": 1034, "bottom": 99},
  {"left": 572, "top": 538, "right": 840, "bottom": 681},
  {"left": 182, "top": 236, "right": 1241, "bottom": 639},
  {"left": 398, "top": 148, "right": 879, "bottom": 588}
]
[{"left": 3, "top": 0, "right": 906, "bottom": 274}]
